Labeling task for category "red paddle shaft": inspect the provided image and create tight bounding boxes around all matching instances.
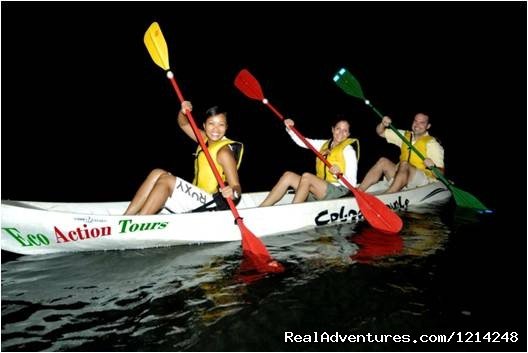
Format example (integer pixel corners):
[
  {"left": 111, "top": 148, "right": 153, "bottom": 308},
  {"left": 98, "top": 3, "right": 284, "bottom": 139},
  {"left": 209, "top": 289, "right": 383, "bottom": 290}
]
[
  {"left": 234, "top": 69, "right": 403, "bottom": 234},
  {"left": 167, "top": 72, "right": 283, "bottom": 272}
]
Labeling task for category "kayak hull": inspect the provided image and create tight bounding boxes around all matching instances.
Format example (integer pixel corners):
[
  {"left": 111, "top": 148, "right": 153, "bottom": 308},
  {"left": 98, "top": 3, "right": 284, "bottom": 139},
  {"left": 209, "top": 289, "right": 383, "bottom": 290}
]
[{"left": 1, "top": 181, "right": 450, "bottom": 255}]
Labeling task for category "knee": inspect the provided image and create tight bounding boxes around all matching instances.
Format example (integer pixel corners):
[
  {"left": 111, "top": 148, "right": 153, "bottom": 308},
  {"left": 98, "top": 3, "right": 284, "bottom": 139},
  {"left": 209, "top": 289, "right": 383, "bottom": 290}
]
[
  {"left": 377, "top": 157, "right": 391, "bottom": 167},
  {"left": 149, "top": 168, "right": 169, "bottom": 179},
  {"left": 157, "top": 174, "right": 176, "bottom": 191},
  {"left": 398, "top": 161, "right": 410, "bottom": 171},
  {"left": 281, "top": 171, "right": 299, "bottom": 182},
  {"left": 277, "top": 171, "right": 300, "bottom": 188},
  {"left": 300, "top": 172, "right": 315, "bottom": 184}
]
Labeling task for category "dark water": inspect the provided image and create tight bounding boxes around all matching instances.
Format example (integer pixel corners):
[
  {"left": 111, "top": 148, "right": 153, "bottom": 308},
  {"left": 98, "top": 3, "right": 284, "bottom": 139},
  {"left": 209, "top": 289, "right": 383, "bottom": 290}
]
[{"left": 1, "top": 202, "right": 525, "bottom": 351}]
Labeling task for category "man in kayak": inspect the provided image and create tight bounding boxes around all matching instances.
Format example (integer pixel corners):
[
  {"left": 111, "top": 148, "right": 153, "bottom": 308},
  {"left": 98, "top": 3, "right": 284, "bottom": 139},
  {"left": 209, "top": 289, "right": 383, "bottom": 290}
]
[
  {"left": 358, "top": 113, "right": 444, "bottom": 193},
  {"left": 124, "top": 101, "right": 243, "bottom": 215},
  {"left": 259, "top": 118, "right": 358, "bottom": 206}
]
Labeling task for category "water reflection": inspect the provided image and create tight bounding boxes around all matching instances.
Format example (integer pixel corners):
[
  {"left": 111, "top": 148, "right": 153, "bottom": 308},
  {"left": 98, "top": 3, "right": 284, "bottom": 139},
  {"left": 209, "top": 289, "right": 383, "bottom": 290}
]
[
  {"left": 2, "top": 204, "right": 487, "bottom": 351},
  {"left": 349, "top": 227, "right": 403, "bottom": 264}
]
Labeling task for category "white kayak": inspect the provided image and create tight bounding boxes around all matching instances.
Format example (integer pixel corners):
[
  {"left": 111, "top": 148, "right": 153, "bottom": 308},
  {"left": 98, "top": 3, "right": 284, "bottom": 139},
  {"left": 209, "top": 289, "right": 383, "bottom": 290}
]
[{"left": 1, "top": 181, "right": 450, "bottom": 255}]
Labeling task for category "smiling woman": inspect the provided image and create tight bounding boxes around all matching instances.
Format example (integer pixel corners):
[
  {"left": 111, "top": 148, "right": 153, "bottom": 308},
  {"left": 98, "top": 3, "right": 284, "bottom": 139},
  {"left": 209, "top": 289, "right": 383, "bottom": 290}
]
[
  {"left": 124, "top": 101, "right": 243, "bottom": 215},
  {"left": 141, "top": 22, "right": 281, "bottom": 273},
  {"left": 234, "top": 68, "right": 403, "bottom": 234}
]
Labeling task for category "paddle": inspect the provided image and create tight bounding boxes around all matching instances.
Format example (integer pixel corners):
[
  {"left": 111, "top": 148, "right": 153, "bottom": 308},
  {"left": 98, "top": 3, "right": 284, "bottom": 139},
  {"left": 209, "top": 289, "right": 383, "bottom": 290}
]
[
  {"left": 333, "top": 68, "right": 490, "bottom": 212},
  {"left": 234, "top": 69, "right": 403, "bottom": 234},
  {"left": 350, "top": 226, "right": 403, "bottom": 264},
  {"left": 143, "top": 23, "right": 283, "bottom": 273}
]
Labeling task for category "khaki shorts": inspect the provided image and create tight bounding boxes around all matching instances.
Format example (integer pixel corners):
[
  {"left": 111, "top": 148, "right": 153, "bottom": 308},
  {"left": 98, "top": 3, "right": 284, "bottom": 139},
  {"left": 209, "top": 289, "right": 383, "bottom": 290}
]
[{"left": 308, "top": 183, "right": 350, "bottom": 201}]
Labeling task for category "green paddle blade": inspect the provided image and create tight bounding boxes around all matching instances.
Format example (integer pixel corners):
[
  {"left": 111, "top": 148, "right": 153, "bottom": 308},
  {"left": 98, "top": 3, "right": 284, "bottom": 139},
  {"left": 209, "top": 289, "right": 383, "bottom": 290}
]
[
  {"left": 333, "top": 67, "right": 491, "bottom": 213},
  {"left": 433, "top": 169, "right": 490, "bottom": 211},
  {"left": 333, "top": 68, "right": 365, "bottom": 100},
  {"left": 450, "top": 185, "right": 489, "bottom": 211}
]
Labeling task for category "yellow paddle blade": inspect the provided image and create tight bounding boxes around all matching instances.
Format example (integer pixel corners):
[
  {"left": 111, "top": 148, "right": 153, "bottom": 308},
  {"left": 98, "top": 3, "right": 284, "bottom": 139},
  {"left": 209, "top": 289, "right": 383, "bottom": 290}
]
[{"left": 144, "top": 22, "right": 170, "bottom": 70}]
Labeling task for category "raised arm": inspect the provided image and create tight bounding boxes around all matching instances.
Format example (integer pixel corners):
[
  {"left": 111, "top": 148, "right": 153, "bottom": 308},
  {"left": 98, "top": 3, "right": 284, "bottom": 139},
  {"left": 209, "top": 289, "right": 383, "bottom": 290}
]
[
  {"left": 177, "top": 101, "right": 207, "bottom": 142},
  {"left": 376, "top": 116, "right": 392, "bottom": 137},
  {"left": 284, "top": 119, "right": 325, "bottom": 150}
]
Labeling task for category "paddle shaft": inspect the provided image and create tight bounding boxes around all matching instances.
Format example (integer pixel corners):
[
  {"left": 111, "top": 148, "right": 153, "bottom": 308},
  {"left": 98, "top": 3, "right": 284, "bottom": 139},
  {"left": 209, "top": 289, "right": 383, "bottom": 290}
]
[
  {"left": 166, "top": 74, "right": 281, "bottom": 271},
  {"left": 333, "top": 68, "right": 488, "bottom": 210},
  {"left": 265, "top": 102, "right": 356, "bottom": 191},
  {"left": 234, "top": 69, "right": 401, "bottom": 232},
  {"left": 143, "top": 26, "right": 282, "bottom": 271},
  {"left": 264, "top": 100, "right": 402, "bottom": 233},
  {"left": 167, "top": 73, "right": 242, "bottom": 222}
]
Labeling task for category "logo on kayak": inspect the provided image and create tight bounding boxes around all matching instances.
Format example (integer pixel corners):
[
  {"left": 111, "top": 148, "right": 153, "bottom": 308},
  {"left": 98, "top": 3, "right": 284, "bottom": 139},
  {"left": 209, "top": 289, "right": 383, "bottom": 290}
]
[
  {"left": 2, "top": 227, "right": 51, "bottom": 247},
  {"left": 314, "top": 196, "right": 410, "bottom": 226},
  {"left": 386, "top": 196, "right": 410, "bottom": 210},
  {"left": 2, "top": 219, "right": 171, "bottom": 250},
  {"left": 73, "top": 216, "right": 107, "bottom": 223},
  {"left": 54, "top": 224, "right": 112, "bottom": 243},
  {"left": 118, "top": 219, "right": 168, "bottom": 233},
  {"left": 419, "top": 188, "right": 447, "bottom": 202},
  {"left": 314, "top": 206, "right": 364, "bottom": 226}
]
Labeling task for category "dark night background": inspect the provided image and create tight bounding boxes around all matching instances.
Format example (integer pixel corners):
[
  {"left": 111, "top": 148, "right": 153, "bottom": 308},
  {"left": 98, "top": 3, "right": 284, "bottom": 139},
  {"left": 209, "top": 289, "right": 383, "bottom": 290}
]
[
  {"left": 1, "top": 2, "right": 527, "bottom": 349},
  {"left": 1, "top": 2, "right": 525, "bottom": 209}
]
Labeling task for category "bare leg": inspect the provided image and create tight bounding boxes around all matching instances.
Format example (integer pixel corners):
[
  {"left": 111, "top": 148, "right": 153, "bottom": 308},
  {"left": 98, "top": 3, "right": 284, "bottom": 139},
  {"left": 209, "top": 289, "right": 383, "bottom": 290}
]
[
  {"left": 137, "top": 174, "right": 176, "bottom": 215},
  {"left": 293, "top": 173, "right": 328, "bottom": 203},
  {"left": 386, "top": 161, "right": 416, "bottom": 193},
  {"left": 125, "top": 169, "right": 170, "bottom": 215},
  {"left": 358, "top": 157, "right": 397, "bottom": 192},
  {"left": 259, "top": 171, "right": 301, "bottom": 207}
]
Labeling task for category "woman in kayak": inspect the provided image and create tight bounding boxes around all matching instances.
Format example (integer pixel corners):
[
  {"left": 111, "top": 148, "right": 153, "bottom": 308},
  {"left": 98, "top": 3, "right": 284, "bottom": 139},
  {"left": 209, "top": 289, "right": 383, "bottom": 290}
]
[
  {"left": 124, "top": 101, "right": 243, "bottom": 215},
  {"left": 259, "top": 117, "right": 358, "bottom": 207}
]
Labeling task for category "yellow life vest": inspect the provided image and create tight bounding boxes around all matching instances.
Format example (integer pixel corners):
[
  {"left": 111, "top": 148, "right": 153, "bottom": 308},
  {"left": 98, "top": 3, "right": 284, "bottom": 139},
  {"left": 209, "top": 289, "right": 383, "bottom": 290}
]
[
  {"left": 315, "top": 138, "right": 359, "bottom": 183},
  {"left": 399, "top": 131, "right": 434, "bottom": 178},
  {"left": 193, "top": 137, "right": 244, "bottom": 194}
]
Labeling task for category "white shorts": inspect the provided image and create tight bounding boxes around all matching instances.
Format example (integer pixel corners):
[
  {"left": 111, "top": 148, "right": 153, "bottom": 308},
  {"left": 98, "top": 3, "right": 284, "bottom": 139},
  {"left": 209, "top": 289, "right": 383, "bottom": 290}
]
[
  {"left": 385, "top": 169, "right": 432, "bottom": 189},
  {"left": 164, "top": 178, "right": 214, "bottom": 213},
  {"left": 408, "top": 169, "right": 431, "bottom": 188}
]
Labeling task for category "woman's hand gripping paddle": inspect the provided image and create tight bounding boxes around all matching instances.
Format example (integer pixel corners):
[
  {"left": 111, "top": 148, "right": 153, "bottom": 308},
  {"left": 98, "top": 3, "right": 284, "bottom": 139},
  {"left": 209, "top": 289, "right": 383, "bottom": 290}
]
[
  {"left": 234, "top": 69, "right": 403, "bottom": 234},
  {"left": 333, "top": 68, "right": 490, "bottom": 212},
  {"left": 143, "top": 23, "right": 283, "bottom": 273}
]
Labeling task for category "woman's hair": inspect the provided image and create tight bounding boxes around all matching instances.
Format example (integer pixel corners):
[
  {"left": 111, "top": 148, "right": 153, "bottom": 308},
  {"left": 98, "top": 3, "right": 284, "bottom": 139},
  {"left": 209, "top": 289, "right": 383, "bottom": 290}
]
[
  {"left": 332, "top": 114, "right": 350, "bottom": 128},
  {"left": 205, "top": 106, "right": 227, "bottom": 119}
]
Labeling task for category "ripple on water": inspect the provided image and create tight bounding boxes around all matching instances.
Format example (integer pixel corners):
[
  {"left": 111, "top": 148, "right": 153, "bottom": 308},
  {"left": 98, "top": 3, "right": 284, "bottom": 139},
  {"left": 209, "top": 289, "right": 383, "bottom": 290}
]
[{"left": 3, "top": 205, "right": 512, "bottom": 351}]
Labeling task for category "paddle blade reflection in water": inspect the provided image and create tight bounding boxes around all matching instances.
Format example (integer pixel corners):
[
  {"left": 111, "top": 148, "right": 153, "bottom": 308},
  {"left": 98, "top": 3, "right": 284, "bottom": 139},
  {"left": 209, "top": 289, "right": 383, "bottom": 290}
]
[
  {"left": 2, "top": 204, "right": 524, "bottom": 351},
  {"left": 349, "top": 227, "right": 404, "bottom": 264}
]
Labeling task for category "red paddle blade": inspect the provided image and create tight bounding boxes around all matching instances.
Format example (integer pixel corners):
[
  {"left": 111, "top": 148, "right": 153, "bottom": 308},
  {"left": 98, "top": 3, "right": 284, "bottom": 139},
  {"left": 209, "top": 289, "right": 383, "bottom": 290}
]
[
  {"left": 234, "top": 69, "right": 265, "bottom": 100},
  {"left": 238, "top": 221, "right": 284, "bottom": 273},
  {"left": 350, "top": 227, "right": 403, "bottom": 263},
  {"left": 235, "top": 258, "right": 271, "bottom": 283},
  {"left": 350, "top": 189, "right": 403, "bottom": 234}
]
